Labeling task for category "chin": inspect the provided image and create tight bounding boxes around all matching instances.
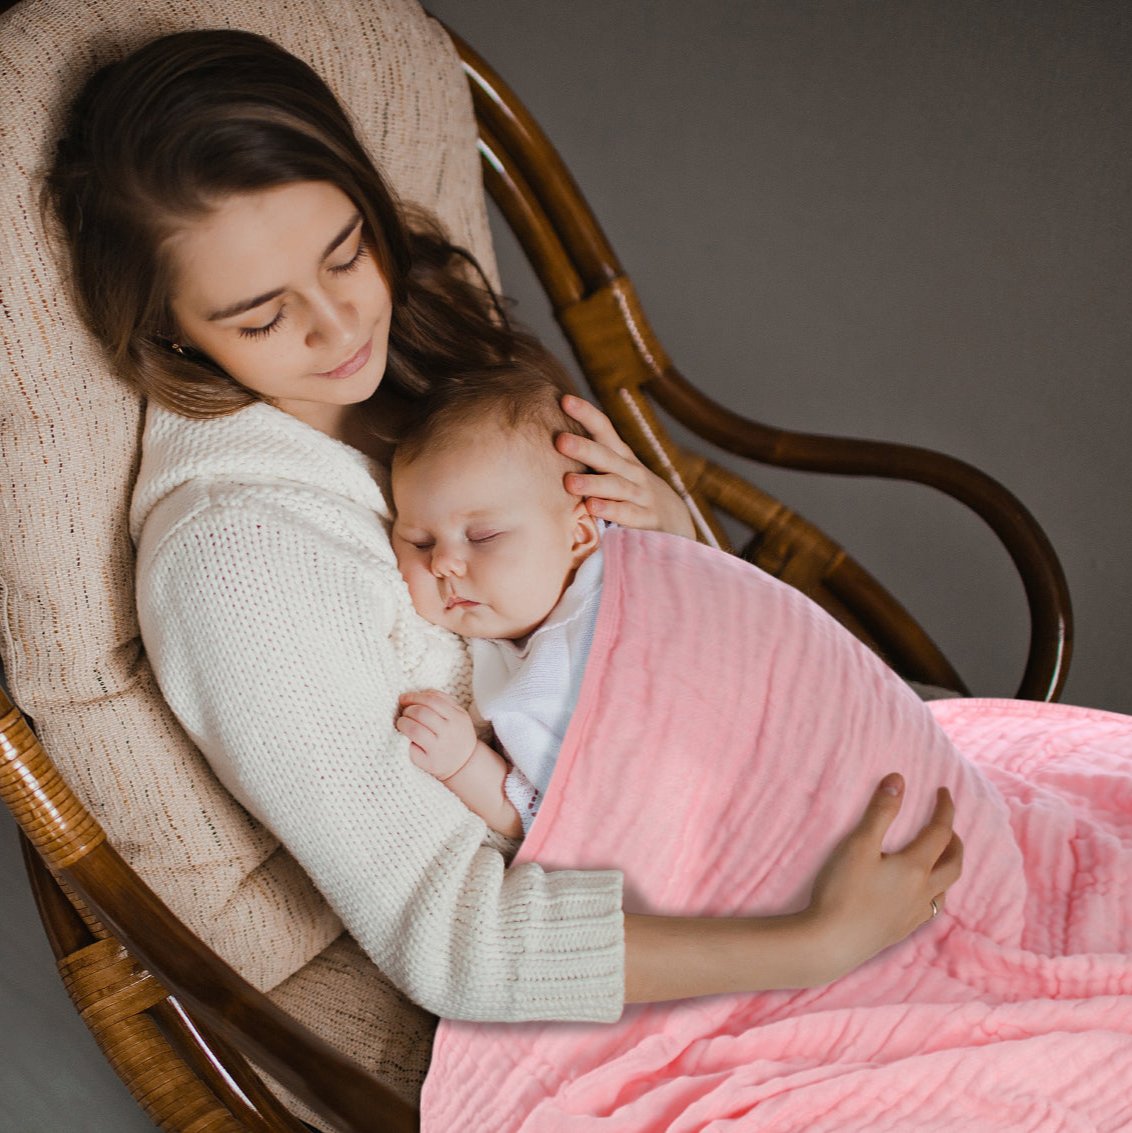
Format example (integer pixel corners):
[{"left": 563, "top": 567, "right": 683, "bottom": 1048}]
[
  {"left": 443, "top": 611, "right": 502, "bottom": 640},
  {"left": 333, "top": 364, "right": 385, "bottom": 406}
]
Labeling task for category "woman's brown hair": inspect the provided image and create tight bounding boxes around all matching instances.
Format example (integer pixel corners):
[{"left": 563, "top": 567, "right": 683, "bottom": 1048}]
[{"left": 45, "top": 28, "right": 522, "bottom": 419}]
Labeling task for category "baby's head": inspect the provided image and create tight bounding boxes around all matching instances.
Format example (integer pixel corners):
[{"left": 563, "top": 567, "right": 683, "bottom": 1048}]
[{"left": 391, "top": 345, "right": 600, "bottom": 640}]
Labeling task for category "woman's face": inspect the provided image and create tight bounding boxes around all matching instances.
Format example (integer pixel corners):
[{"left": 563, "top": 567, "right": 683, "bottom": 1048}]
[{"left": 167, "top": 180, "right": 393, "bottom": 437}]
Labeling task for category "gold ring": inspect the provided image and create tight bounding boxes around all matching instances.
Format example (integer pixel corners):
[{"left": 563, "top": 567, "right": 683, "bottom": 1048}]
[{"left": 930, "top": 897, "right": 940, "bottom": 919}]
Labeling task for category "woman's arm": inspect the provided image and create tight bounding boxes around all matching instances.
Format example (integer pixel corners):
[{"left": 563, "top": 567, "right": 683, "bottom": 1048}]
[
  {"left": 397, "top": 689, "right": 523, "bottom": 838},
  {"left": 624, "top": 774, "right": 961, "bottom": 1002},
  {"left": 140, "top": 477, "right": 957, "bottom": 1021},
  {"left": 558, "top": 395, "right": 696, "bottom": 539},
  {"left": 138, "top": 484, "right": 624, "bottom": 1023}
]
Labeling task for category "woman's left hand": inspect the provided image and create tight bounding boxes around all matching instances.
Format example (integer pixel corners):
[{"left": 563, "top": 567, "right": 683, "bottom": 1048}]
[{"left": 558, "top": 394, "right": 695, "bottom": 539}]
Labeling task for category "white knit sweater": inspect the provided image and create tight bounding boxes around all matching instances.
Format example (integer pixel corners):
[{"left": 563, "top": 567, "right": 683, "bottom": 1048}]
[{"left": 129, "top": 401, "right": 625, "bottom": 1022}]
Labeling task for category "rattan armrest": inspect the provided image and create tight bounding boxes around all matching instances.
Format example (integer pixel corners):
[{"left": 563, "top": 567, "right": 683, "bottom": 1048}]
[
  {"left": 647, "top": 366, "right": 1072, "bottom": 701},
  {"left": 0, "top": 691, "right": 418, "bottom": 1133}
]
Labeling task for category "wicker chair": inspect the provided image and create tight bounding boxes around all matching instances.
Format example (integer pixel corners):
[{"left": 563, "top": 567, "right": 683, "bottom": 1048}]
[{"left": 0, "top": 0, "right": 1071, "bottom": 1131}]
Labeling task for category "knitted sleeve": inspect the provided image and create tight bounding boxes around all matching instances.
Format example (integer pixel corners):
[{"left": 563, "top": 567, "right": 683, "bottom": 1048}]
[{"left": 136, "top": 479, "right": 625, "bottom": 1022}]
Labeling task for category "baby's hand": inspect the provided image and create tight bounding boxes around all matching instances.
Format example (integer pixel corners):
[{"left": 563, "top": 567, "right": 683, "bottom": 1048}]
[{"left": 396, "top": 689, "right": 477, "bottom": 780}]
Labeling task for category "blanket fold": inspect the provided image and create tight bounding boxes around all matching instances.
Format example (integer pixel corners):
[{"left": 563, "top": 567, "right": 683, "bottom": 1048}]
[{"left": 422, "top": 528, "right": 1132, "bottom": 1131}]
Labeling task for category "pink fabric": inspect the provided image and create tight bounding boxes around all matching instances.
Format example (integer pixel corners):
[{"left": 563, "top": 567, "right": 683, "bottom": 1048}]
[{"left": 422, "top": 528, "right": 1132, "bottom": 1131}]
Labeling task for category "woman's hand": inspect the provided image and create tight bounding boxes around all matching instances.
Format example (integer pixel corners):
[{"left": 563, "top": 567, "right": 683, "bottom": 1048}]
[
  {"left": 624, "top": 773, "right": 962, "bottom": 1004},
  {"left": 807, "top": 772, "right": 963, "bottom": 981},
  {"left": 557, "top": 394, "right": 695, "bottom": 539}
]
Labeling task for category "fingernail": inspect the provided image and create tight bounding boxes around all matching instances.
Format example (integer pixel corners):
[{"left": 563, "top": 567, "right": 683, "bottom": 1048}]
[{"left": 881, "top": 773, "right": 903, "bottom": 796}]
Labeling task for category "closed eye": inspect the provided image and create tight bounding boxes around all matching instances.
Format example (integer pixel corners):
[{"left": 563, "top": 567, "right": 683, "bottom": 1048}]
[
  {"left": 236, "top": 235, "right": 366, "bottom": 339},
  {"left": 468, "top": 532, "right": 501, "bottom": 545},
  {"left": 238, "top": 308, "right": 287, "bottom": 339},
  {"left": 329, "top": 234, "right": 369, "bottom": 276}
]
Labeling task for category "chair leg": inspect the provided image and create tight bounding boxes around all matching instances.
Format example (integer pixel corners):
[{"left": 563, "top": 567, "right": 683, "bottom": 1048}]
[{"left": 22, "top": 836, "right": 313, "bottom": 1133}]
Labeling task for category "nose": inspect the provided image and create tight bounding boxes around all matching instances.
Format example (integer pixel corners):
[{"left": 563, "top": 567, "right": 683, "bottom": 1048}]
[
  {"left": 304, "top": 288, "right": 355, "bottom": 351},
  {"left": 431, "top": 547, "right": 466, "bottom": 579}
]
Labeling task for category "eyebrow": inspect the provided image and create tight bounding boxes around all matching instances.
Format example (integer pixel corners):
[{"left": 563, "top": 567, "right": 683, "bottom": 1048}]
[{"left": 205, "top": 212, "right": 364, "bottom": 321}]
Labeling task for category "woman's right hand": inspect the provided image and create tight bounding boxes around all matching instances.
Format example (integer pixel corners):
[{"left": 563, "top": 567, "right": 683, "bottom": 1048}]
[
  {"left": 623, "top": 774, "right": 962, "bottom": 1004},
  {"left": 558, "top": 395, "right": 696, "bottom": 539},
  {"left": 806, "top": 772, "right": 963, "bottom": 981}
]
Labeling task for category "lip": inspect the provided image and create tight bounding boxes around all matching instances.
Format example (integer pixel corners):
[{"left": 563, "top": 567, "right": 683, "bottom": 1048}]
[
  {"left": 444, "top": 596, "right": 480, "bottom": 612},
  {"left": 318, "top": 336, "right": 373, "bottom": 379}
]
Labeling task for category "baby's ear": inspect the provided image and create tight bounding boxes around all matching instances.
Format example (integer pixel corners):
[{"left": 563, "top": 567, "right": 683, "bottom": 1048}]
[{"left": 570, "top": 500, "right": 601, "bottom": 563}]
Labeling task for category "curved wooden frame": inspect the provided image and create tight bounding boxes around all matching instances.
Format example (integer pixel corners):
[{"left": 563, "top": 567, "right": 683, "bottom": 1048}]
[
  {"left": 2, "top": 690, "right": 416, "bottom": 1133},
  {"left": 447, "top": 27, "right": 1073, "bottom": 702}
]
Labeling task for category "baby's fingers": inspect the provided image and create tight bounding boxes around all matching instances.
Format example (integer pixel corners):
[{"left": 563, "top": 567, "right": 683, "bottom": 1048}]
[
  {"left": 398, "top": 688, "right": 459, "bottom": 719},
  {"left": 395, "top": 712, "right": 436, "bottom": 747}
]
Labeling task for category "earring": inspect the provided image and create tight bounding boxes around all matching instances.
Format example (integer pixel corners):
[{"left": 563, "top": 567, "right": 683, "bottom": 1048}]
[{"left": 170, "top": 341, "right": 186, "bottom": 356}]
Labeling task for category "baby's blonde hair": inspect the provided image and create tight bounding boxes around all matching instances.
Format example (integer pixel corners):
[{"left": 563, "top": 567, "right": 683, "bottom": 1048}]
[{"left": 393, "top": 341, "right": 588, "bottom": 477}]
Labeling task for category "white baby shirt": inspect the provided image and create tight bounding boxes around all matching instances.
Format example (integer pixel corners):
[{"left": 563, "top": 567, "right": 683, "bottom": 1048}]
[{"left": 470, "top": 543, "right": 605, "bottom": 833}]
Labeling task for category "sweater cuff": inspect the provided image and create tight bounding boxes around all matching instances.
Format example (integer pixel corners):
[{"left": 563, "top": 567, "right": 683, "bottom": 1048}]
[{"left": 504, "top": 866, "right": 625, "bottom": 1023}]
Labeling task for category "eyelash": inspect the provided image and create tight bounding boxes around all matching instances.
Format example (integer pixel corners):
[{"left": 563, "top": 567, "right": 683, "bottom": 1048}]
[
  {"left": 237, "top": 239, "right": 369, "bottom": 340},
  {"left": 331, "top": 241, "right": 368, "bottom": 276},
  {"left": 407, "top": 533, "right": 500, "bottom": 552},
  {"left": 239, "top": 310, "right": 287, "bottom": 340}
]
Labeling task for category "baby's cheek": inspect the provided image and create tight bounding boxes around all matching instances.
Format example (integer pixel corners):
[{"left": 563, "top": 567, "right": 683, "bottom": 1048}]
[
  {"left": 401, "top": 566, "right": 424, "bottom": 598},
  {"left": 390, "top": 539, "right": 409, "bottom": 576},
  {"left": 405, "top": 570, "right": 441, "bottom": 618}
]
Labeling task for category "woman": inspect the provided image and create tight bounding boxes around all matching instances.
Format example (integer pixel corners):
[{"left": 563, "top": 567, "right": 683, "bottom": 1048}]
[{"left": 46, "top": 27, "right": 958, "bottom": 1028}]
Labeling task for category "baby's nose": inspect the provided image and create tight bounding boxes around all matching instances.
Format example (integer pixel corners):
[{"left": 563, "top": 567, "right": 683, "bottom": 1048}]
[{"left": 431, "top": 549, "right": 466, "bottom": 577}]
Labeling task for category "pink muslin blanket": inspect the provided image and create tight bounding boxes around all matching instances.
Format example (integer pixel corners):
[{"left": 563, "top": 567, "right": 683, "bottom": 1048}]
[{"left": 422, "top": 528, "right": 1132, "bottom": 1131}]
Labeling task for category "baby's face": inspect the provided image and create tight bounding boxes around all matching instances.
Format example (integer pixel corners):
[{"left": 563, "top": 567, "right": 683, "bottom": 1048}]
[{"left": 391, "top": 426, "right": 599, "bottom": 640}]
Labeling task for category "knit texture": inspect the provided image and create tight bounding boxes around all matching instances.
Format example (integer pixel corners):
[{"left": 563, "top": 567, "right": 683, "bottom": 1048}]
[{"left": 133, "top": 401, "right": 626, "bottom": 1022}]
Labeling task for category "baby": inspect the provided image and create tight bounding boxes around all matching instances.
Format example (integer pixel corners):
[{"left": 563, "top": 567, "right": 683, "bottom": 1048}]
[{"left": 390, "top": 347, "right": 606, "bottom": 838}]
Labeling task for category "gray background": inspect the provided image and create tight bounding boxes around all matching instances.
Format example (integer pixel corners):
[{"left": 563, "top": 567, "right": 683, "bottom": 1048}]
[{"left": 3, "top": 2, "right": 1128, "bottom": 1128}]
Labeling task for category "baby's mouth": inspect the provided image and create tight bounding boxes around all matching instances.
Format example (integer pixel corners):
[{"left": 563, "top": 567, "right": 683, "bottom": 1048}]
[{"left": 444, "top": 594, "right": 479, "bottom": 612}]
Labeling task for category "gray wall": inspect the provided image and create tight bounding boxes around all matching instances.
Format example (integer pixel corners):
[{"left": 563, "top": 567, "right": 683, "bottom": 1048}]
[{"left": 3, "top": 3, "right": 1128, "bottom": 1129}]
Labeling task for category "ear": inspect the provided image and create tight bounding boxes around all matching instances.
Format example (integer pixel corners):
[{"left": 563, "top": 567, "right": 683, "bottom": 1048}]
[{"left": 569, "top": 499, "right": 601, "bottom": 565}]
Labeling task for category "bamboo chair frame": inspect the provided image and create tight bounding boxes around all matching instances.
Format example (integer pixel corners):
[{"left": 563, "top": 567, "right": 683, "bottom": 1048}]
[{"left": 2, "top": 15, "right": 1073, "bottom": 1133}]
